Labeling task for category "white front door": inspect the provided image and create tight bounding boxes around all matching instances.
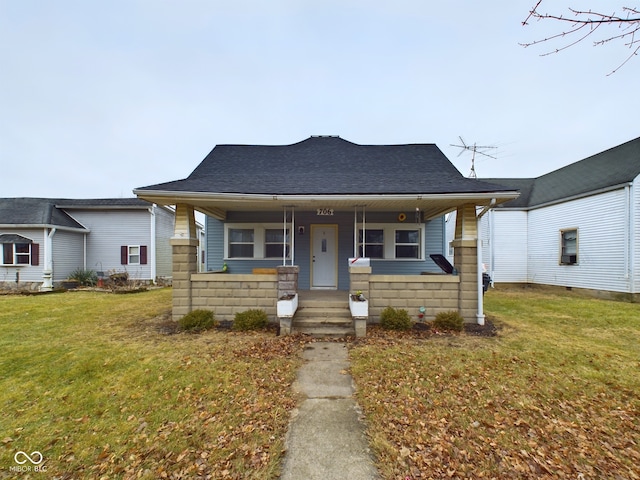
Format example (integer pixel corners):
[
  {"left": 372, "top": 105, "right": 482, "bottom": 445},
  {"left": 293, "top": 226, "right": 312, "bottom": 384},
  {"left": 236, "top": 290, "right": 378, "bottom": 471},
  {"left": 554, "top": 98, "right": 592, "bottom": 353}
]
[{"left": 311, "top": 225, "right": 337, "bottom": 289}]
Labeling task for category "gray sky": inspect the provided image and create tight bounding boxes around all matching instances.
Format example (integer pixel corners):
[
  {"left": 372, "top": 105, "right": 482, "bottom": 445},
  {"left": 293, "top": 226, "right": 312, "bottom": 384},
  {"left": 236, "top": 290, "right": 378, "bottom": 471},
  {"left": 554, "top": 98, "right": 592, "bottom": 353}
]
[{"left": 2, "top": 1, "right": 639, "bottom": 199}]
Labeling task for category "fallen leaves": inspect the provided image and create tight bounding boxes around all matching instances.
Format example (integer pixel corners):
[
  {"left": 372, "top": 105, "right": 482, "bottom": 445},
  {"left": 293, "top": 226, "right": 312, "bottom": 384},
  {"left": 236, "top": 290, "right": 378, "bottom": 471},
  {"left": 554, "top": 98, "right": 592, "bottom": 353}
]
[{"left": 350, "top": 340, "right": 640, "bottom": 480}]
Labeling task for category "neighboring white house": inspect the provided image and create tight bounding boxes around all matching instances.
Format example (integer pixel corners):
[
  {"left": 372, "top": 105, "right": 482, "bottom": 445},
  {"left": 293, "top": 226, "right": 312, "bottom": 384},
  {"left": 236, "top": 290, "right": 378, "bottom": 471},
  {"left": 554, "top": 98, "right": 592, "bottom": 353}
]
[
  {"left": 474, "top": 136, "right": 640, "bottom": 298},
  {"left": 0, "top": 198, "right": 179, "bottom": 290}
]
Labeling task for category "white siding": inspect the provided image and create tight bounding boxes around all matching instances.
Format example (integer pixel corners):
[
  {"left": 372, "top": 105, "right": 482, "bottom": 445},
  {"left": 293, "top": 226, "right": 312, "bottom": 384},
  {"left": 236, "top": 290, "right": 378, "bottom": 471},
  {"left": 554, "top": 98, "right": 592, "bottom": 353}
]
[
  {"left": 527, "top": 188, "right": 630, "bottom": 292},
  {"left": 67, "top": 209, "right": 152, "bottom": 280},
  {"left": 483, "top": 210, "right": 528, "bottom": 283},
  {"left": 154, "top": 207, "right": 174, "bottom": 278},
  {"left": 633, "top": 176, "right": 640, "bottom": 293}
]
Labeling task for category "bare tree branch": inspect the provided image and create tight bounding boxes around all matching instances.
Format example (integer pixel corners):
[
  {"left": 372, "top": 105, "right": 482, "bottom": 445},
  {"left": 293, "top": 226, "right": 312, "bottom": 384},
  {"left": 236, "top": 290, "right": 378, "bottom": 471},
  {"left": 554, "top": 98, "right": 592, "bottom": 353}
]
[{"left": 521, "top": 2, "right": 640, "bottom": 74}]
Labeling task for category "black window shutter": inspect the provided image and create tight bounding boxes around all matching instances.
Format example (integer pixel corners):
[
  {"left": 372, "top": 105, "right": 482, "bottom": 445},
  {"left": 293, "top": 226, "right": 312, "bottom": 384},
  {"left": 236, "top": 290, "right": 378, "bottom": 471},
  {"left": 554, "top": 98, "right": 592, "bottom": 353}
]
[
  {"left": 31, "top": 243, "right": 40, "bottom": 266},
  {"left": 140, "top": 245, "right": 148, "bottom": 265},
  {"left": 121, "top": 246, "right": 128, "bottom": 265}
]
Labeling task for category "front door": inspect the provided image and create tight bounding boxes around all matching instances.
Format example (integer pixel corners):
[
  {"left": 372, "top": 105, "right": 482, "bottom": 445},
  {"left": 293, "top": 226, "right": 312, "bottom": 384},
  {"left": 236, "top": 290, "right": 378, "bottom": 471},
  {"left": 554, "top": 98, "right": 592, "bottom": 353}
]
[{"left": 311, "top": 224, "right": 338, "bottom": 289}]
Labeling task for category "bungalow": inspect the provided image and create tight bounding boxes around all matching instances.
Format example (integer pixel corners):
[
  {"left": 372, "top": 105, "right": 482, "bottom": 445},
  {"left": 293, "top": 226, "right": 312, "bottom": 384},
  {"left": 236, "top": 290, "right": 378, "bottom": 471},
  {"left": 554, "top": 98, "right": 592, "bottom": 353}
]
[
  {"left": 0, "top": 198, "right": 177, "bottom": 291},
  {"left": 478, "top": 136, "right": 640, "bottom": 300},
  {"left": 134, "top": 136, "right": 519, "bottom": 335}
]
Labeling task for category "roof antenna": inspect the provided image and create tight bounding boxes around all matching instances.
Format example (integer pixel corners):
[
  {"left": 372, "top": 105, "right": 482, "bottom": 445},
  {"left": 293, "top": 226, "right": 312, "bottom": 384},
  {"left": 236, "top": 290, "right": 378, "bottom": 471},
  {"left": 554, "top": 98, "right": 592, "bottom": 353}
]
[{"left": 450, "top": 136, "right": 497, "bottom": 178}]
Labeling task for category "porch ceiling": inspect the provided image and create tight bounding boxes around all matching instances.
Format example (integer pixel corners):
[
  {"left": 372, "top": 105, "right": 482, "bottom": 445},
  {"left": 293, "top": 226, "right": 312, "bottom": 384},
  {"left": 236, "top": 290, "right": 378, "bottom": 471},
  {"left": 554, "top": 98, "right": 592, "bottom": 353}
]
[{"left": 135, "top": 191, "right": 520, "bottom": 220}]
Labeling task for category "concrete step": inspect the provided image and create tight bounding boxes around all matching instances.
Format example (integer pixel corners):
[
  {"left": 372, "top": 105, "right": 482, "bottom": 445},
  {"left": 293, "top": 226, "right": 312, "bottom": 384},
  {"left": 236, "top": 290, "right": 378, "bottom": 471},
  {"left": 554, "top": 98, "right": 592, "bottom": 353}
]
[
  {"left": 295, "top": 306, "right": 351, "bottom": 320},
  {"left": 293, "top": 324, "right": 355, "bottom": 338}
]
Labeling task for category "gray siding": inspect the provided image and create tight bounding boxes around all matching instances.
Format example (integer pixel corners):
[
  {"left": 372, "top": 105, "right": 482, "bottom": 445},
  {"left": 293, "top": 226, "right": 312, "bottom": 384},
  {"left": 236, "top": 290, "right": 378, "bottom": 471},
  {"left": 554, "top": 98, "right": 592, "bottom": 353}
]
[
  {"left": 0, "top": 228, "right": 44, "bottom": 283},
  {"left": 52, "top": 230, "right": 85, "bottom": 281},
  {"left": 633, "top": 177, "right": 640, "bottom": 294},
  {"left": 206, "top": 210, "right": 446, "bottom": 290},
  {"left": 67, "top": 209, "right": 152, "bottom": 280}
]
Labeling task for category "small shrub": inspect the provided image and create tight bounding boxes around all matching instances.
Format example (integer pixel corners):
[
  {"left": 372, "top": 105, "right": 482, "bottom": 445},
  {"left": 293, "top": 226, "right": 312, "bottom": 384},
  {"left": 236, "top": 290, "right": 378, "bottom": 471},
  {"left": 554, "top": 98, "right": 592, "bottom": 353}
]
[
  {"left": 68, "top": 268, "right": 98, "bottom": 286},
  {"left": 179, "top": 309, "right": 217, "bottom": 333},
  {"left": 433, "top": 310, "right": 464, "bottom": 332},
  {"left": 233, "top": 309, "right": 269, "bottom": 331},
  {"left": 379, "top": 306, "right": 412, "bottom": 331}
]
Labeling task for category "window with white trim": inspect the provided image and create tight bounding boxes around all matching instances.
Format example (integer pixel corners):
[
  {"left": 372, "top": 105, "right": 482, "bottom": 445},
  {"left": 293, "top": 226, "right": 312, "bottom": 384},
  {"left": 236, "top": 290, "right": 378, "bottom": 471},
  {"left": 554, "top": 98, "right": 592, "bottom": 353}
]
[
  {"left": 560, "top": 229, "right": 578, "bottom": 265},
  {"left": 395, "top": 229, "right": 420, "bottom": 259},
  {"left": 225, "top": 224, "right": 291, "bottom": 259},
  {"left": 120, "top": 245, "right": 148, "bottom": 265},
  {"left": 358, "top": 225, "right": 424, "bottom": 260},
  {"left": 358, "top": 229, "right": 384, "bottom": 258},
  {"left": 0, "top": 235, "right": 39, "bottom": 266},
  {"left": 228, "top": 229, "right": 255, "bottom": 258},
  {"left": 265, "top": 229, "right": 290, "bottom": 258}
]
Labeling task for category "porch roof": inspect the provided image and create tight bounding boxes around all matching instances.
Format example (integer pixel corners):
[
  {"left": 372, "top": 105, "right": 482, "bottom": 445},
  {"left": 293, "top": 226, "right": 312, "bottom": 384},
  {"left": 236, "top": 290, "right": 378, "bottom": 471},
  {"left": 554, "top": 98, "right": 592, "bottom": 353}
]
[{"left": 134, "top": 136, "right": 519, "bottom": 219}]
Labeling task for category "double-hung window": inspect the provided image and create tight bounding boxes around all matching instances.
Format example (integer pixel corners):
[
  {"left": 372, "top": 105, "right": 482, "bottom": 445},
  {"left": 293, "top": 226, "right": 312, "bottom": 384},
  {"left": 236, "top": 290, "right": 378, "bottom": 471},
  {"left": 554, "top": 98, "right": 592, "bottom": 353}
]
[
  {"left": 560, "top": 229, "right": 578, "bottom": 265},
  {"left": 265, "top": 229, "right": 290, "bottom": 258},
  {"left": 225, "top": 225, "right": 291, "bottom": 259},
  {"left": 0, "top": 235, "right": 39, "bottom": 266},
  {"left": 358, "top": 229, "right": 384, "bottom": 258},
  {"left": 228, "top": 229, "right": 255, "bottom": 258},
  {"left": 120, "top": 245, "right": 148, "bottom": 265},
  {"left": 395, "top": 229, "right": 420, "bottom": 259},
  {"left": 357, "top": 225, "right": 424, "bottom": 260}
]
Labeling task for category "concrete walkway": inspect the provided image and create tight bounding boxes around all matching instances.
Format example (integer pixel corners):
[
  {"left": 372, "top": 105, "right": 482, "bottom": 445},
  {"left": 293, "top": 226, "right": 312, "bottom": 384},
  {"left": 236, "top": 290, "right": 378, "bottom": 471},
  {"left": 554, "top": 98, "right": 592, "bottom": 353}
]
[{"left": 280, "top": 342, "right": 380, "bottom": 480}]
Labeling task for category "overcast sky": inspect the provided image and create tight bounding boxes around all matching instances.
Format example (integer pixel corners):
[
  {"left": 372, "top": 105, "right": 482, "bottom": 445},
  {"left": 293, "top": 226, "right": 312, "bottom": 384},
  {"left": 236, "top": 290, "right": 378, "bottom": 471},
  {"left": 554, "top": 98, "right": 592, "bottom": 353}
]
[{"left": 2, "top": 1, "right": 639, "bottom": 199}]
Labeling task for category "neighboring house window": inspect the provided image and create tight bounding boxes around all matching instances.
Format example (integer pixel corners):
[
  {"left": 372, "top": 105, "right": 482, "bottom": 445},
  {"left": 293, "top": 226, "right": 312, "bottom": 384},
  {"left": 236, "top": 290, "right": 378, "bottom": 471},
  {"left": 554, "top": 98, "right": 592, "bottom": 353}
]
[
  {"left": 358, "top": 225, "right": 424, "bottom": 260},
  {"left": 265, "top": 229, "right": 290, "bottom": 258},
  {"left": 0, "top": 235, "right": 39, "bottom": 266},
  {"left": 228, "top": 229, "right": 255, "bottom": 258},
  {"left": 120, "top": 245, "right": 148, "bottom": 265},
  {"left": 560, "top": 229, "right": 578, "bottom": 265},
  {"left": 358, "top": 229, "right": 384, "bottom": 258}
]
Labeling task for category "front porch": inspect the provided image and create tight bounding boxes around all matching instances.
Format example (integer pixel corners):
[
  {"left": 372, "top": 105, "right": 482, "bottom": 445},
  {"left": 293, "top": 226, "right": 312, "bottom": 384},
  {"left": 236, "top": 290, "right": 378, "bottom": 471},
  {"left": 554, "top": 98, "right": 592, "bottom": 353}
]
[{"left": 168, "top": 201, "right": 495, "bottom": 337}]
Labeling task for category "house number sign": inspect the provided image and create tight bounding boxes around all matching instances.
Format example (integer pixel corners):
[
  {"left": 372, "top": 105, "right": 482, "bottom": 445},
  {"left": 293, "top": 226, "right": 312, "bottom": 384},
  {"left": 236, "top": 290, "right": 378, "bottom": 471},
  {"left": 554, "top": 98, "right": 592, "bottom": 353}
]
[{"left": 316, "top": 208, "right": 334, "bottom": 216}]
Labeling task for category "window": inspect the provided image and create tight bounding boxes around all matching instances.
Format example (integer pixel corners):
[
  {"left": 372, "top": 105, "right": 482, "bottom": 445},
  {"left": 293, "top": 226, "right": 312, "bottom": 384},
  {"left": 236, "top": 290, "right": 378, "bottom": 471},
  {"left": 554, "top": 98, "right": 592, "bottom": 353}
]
[
  {"left": 224, "top": 224, "right": 293, "bottom": 259},
  {"left": 395, "top": 229, "right": 420, "bottom": 259},
  {"left": 228, "top": 229, "right": 255, "bottom": 258},
  {"left": 265, "top": 229, "right": 290, "bottom": 258},
  {"left": 357, "top": 225, "right": 423, "bottom": 260},
  {"left": 0, "top": 235, "right": 39, "bottom": 266},
  {"left": 358, "top": 229, "right": 384, "bottom": 258},
  {"left": 120, "top": 245, "right": 148, "bottom": 265},
  {"left": 560, "top": 229, "right": 578, "bottom": 265}
]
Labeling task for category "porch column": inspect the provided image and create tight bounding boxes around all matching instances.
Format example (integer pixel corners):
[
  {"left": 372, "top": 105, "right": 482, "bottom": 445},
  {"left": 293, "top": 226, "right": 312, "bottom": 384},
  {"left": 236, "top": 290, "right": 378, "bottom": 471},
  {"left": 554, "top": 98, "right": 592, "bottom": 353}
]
[
  {"left": 451, "top": 204, "right": 479, "bottom": 323},
  {"left": 171, "top": 204, "right": 199, "bottom": 322}
]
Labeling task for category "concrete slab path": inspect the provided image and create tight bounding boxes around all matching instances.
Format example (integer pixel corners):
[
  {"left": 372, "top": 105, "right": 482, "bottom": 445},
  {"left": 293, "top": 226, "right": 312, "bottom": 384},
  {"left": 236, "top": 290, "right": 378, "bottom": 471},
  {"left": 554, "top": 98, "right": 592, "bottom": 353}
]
[{"left": 280, "top": 342, "right": 380, "bottom": 480}]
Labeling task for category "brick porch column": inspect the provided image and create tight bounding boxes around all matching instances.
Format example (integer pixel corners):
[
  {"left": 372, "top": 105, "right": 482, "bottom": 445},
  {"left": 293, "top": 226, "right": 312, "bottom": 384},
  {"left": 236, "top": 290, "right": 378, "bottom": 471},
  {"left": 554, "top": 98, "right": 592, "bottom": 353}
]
[
  {"left": 451, "top": 203, "right": 479, "bottom": 323},
  {"left": 171, "top": 204, "right": 199, "bottom": 322}
]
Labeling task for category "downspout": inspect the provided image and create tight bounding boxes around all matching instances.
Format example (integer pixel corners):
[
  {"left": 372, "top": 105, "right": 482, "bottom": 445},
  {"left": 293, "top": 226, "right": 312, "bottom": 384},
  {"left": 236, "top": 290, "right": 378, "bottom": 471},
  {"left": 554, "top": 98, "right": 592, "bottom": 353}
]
[
  {"left": 83, "top": 233, "right": 87, "bottom": 270},
  {"left": 40, "top": 227, "right": 56, "bottom": 291},
  {"left": 476, "top": 199, "right": 496, "bottom": 325},
  {"left": 150, "top": 204, "right": 157, "bottom": 282}
]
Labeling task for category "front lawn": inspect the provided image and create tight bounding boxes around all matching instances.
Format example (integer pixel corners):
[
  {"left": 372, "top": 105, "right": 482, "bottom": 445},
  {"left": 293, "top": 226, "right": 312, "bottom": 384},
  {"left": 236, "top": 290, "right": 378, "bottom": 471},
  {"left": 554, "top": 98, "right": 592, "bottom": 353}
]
[
  {"left": 350, "top": 287, "right": 640, "bottom": 479},
  {"left": 0, "top": 289, "right": 305, "bottom": 479}
]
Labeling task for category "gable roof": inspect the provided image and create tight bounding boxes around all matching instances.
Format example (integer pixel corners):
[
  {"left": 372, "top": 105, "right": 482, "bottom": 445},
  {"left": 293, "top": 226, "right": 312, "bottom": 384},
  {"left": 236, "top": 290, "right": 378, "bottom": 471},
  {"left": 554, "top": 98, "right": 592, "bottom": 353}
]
[
  {"left": 0, "top": 198, "right": 154, "bottom": 230},
  {"left": 484, "top": 136, "right": 640, "bottom": 209},
  {"left": 138, "top": 136, "right": 514, "bottom": 196}
]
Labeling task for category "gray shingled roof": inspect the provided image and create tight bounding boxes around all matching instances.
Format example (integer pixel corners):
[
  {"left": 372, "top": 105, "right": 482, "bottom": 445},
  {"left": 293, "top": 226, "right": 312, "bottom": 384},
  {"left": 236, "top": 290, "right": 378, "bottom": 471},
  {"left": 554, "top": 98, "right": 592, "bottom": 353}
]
[
  {"left": 0, "top": 198, "right": 152, "bottom": 229},
  {"left": 484, "top": 136, "right": 640, "bottom": 209},
  {"left": 136, "top": 136, "right": 515, "bottom": 195}
]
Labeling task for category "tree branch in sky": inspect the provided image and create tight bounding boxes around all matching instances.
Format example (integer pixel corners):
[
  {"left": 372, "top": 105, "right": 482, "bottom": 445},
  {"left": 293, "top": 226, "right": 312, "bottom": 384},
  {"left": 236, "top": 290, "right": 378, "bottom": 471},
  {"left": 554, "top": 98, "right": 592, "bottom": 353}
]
[{"left": 521, "top": 1, "right": 640, "bottom": 74}]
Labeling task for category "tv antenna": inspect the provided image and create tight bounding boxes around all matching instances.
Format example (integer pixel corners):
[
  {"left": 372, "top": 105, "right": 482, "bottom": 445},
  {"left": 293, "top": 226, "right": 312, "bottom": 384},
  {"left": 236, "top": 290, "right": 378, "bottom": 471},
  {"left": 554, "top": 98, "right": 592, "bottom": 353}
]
[{"left": 451, "top": 136, "right": 497, "bottom": 178}]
